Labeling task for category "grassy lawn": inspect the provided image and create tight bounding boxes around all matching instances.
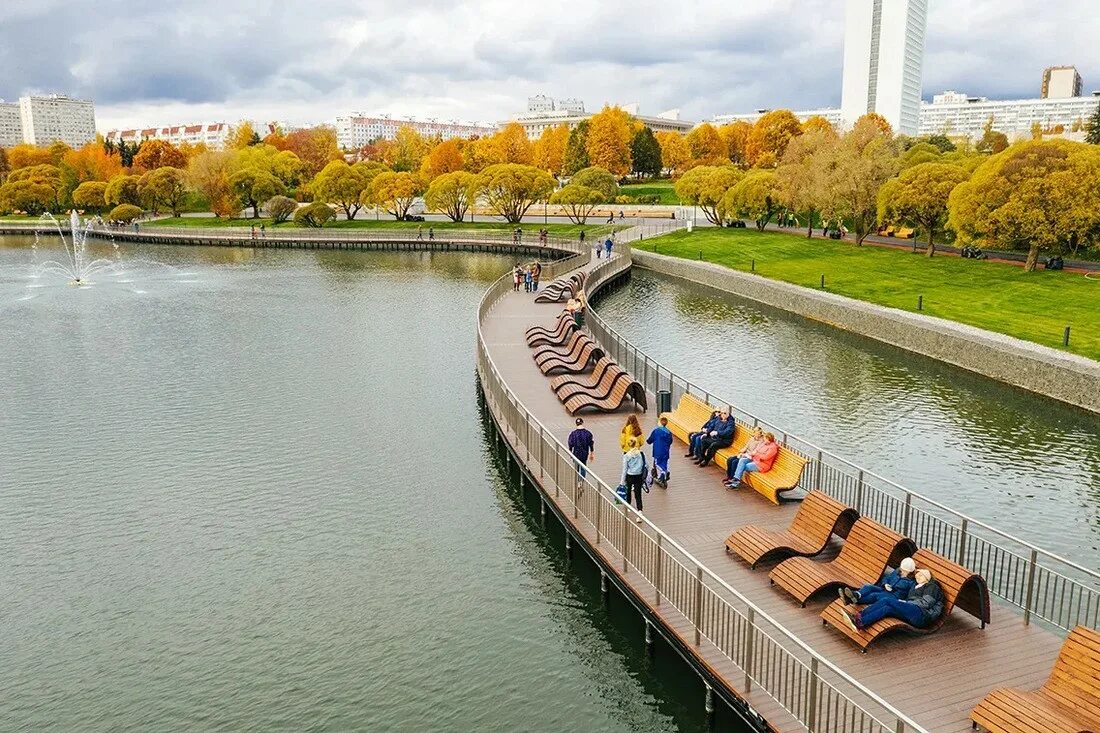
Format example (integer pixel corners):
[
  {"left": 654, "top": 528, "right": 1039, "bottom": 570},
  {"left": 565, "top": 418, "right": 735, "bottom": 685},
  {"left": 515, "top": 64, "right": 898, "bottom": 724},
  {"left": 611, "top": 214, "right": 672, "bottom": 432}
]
[
  {"left": 621, "top": 180, "right": 680, "bottom": 205},
  {"left": 648, "top": 227, "right": 1100, "bottom": 361},
  {"left": 147, "top": 217, "right": 619, "bottom": 237}
]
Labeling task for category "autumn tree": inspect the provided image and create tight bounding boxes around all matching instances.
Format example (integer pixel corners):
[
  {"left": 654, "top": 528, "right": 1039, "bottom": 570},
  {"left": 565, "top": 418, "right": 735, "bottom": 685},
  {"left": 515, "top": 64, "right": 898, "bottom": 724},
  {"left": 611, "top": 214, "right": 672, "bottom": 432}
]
[
  {"left": 63, "top": 144, "right": 122, "bottom": 183},
  {"left": 570, "top": 166, "right": 619, "bottom": 200},
  {"left": 2, "top": 164, "right": 62, "bottom": 212},
  {"left": 655, "top": 132, "right": 690, "bottom": 175},
  {"left": 7, "top": 144, "right": 53, "bottom": 170},
  {"left": 364, "top": 171, "right": 425, "bottom": 219},
  {"left": 561, "top": 121, "right": 590, "bottom": 176},
  {"left": 717, "top": 121, "right": 753, "bottom": 167},
  {"left": 132, "top": 139, "right": 187, "bottom": 173},
  {"left": 227, "top": 121, "right": 261, "bottom": 150},
  {"left": 105, "top": 174, "right": 142, "bottom": 207},
  {"left": 138, "top": 166, "right": 189, "bottom": 216},
  {"left": 71, "top": 181, "right": 109, "bottom": 213},
  {"left": 899, "top": 142, "right": 941, "bottom": 170},
  {"left": 421, "top": 138, "right": 465, "bottom": 179},
  {"left": 106, "top": 204, "right": 142, "bottom": 224},
  {"left": 585, "top": 106, "right": 632, "bottom": 176},
  {"left": 551, "top": 184, "right": 605, "bottom": 224},
  {"left": 188, "top": 151, "right": 238, "bottom": 218},
  {"left": 277, "top": 126, "right": 341, "bottom": 177},
  {"left": 489, "top": 122, "right": 534, "bottom": 166},
  {"left": 0, "top": 146, "right": 9, "bottom": 182},
  {"left": 801, "top": 116, "right": 835, "bottom": 136},
  {"left": 948, "top": 139, "right": 1100, "bottom": 270},
  {"left": 723, "top": 170, "right": 780, "bottom": 230},
  {"left": 234, "top": 144, "right": 303, "bottom": 188},
  {"left": 229, "top": 168, "right": 284, "bottom": 218},
  {"left": 821, "top": 118, "right": 899, "bottom": 244},
  {"left": 471, "top": 163, "right": 554, "bottom": 223},
  {"left": 390, "top": 125, "right": 431, "bottom": 172},
  {"left": 775, "top": 128, "right": 834, "bottom": 237},
  {"left": 878, "top": 163, "right": 970, "bottom": 256},
  {"left": 746, "top": 110, "right": 803, "bottom": 168},
  {"left": 294, "top": 202, "right": 335, "bottom": 228},
  {"left": 266, "top": 195, "right": 298, "bottom": 224},
  {"left": 858, "top": 112, "right": 894, "bottom": 138},
  {"left": 313, "top": 160, "right": 382, "bottom": 219},
  {"left": 975, "top": 118, "right": 1010, "bottom": 154},
  {"left": 630, "top": 126, "right": 662, "bottom": 178},
  {"left": 424, "top": 171, "right": 476, "bottom": 222},
  {"left": 686, "top": 123, "right": 728, "bottom": 166},
  {"left": 533, "top": 124, "right": 569, "bottom": 176},
  {"left": 674, "top": 165, "right": 742, "bottom": 225}
]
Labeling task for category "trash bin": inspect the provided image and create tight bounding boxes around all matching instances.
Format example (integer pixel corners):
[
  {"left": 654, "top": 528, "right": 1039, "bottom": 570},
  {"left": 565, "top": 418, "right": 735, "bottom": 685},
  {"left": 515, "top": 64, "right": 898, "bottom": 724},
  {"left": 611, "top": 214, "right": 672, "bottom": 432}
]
[{"left": 657, "top": 390, "right": 671, "bottom": 415}]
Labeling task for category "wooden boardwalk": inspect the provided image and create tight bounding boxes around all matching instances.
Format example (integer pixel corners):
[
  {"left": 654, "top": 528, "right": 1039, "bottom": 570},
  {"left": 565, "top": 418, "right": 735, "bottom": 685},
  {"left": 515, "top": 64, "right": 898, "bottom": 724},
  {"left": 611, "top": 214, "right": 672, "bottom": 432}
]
[{"left": 480, "top": 252, "right": 1065, "bottom": 732}]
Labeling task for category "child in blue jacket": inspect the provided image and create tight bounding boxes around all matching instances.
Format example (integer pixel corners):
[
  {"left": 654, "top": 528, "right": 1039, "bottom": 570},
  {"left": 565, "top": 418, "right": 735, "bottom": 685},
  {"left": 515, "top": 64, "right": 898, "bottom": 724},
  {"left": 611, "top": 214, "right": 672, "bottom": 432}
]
[{"left": 647, "top": 416, "right": 674, "bottom": 488}]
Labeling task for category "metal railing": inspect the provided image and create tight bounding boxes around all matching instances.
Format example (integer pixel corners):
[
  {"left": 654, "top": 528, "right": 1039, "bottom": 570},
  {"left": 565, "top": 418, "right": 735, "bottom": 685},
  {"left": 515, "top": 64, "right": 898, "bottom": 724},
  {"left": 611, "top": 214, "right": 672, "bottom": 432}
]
[
  {"left": 583, "top": 257, "right": 1100, "bottom": 635},
  {"left": 476, "top": 249, "right": 928, "bottom": 733}
]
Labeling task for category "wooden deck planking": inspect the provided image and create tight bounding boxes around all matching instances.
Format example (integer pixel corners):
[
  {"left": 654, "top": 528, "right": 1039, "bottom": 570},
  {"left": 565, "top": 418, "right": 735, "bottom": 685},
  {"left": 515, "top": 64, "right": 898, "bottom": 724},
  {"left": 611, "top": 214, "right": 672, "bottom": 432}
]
[{"left": 481, "top": 254, "right": 1064, "bottom": 732}]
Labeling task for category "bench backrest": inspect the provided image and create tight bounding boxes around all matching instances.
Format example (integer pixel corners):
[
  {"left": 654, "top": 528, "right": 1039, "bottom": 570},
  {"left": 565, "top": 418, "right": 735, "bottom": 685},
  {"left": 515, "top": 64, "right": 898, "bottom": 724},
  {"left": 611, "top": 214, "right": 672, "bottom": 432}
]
[
  {"left": 1042, "top": 626, "right": 1100, "bottom": 721},
  {"left": 766, "top": 448, "right": 809, "bottom": 488},
  {"left": 788, "top": 491, "right": 859, "bottom": 545},
  {"left": 910, "top": 549, "right": 990, "bottom": 625},
  {"left": 587, "top": 356, "right": 614, "bottom": 383},
  {"left": 835, "top": 518, "right": 915, "bottom": 578},
  {"left": 674, "top": 393, "right": 717, "bottom": 430},
  {"left": 595, "top": 365, "right": 627, "bottom": 393}
]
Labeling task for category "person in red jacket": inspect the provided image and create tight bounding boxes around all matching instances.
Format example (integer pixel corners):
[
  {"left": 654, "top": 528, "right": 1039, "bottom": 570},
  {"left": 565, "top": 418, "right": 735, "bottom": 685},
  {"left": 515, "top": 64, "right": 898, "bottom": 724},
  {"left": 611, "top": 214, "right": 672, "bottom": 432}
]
[{"left": 725, "top": 432, "right": 778, "bottom": 490}]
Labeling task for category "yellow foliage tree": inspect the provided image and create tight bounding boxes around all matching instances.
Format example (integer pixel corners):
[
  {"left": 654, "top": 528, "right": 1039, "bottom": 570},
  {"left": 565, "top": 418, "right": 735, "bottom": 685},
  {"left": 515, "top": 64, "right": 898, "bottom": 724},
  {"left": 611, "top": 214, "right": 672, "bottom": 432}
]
[
  {"left": 421, "top": 139, "right": 465, "bottom": 180},
  {"left": 655, "top": 132, "right": 691, "bottom": 176},
  {"left": 674, "top": 165, "right": 742, "bottom": 225},
  {"left": 746, "top": 110, "right": 803, "bottom": 167},
  {"left": 878, "top": 162, "right": 970, "bottom": 256},
  {"left": 424, "top": 170, "right": 477, "bottom": 222},
  {"left": 717, "top": 121, "right": 753, "bottom": 166},
  {"left": 488, "top": 122, "right": 533, "bottom": 165},
  {"left": 585, "top": 106, "right": 633, "bottom": 176},
  {"left": 227, "top": 121, "right": 260, "bottom": 150},
  {"left": 471, "top": 163, "right": 554, "bottom": 223},
  {"left": 858, "top": 113, "right": 894, "bottom": 138},
  {"left": 801, "top": 115, "right": 836, "bottom": 136},
  {"left": 685, "top": 123, "right": 728, "bottom": 166},
  {"left": 533, "top": 124, "right": 569, "bottom": 176},
  {"left": 364, "top": 171, "right": 425, "bottom": 219}
]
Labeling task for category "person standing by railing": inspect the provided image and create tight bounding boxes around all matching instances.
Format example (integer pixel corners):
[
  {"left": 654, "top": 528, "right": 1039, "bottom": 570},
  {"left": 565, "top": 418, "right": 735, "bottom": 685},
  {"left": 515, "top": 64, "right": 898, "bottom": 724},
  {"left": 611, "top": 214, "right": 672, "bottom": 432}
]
[{"left": 532, "top": 261, "right": 542, "bottom": 291}]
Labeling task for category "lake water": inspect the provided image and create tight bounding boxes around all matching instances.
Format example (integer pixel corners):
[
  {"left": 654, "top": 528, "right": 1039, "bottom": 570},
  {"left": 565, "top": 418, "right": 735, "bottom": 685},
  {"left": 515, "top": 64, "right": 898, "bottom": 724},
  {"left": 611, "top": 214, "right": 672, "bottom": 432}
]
[
  {"left": 595, "top": 268, "right": 1100, "bottom": 565},
  {"left": 0, "top": 237, "right": 715, "bottom": 732}
]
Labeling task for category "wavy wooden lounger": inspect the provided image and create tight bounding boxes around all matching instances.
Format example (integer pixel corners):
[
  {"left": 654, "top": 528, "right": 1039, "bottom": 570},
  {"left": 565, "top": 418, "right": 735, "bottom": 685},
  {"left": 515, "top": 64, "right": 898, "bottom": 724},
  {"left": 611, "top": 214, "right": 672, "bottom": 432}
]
[
  {"left": 555, "top": 365, "right": 627, "bottom": 404},
  {"left": 550, "top": 356, "right": 614, "bottom": 392},
  {"left": 531, "top": 332, "right": 587, "bottom": 363},
  {"left": 539, "top": 341, "right": 603, "bottom": 375},
  {"left": 564, "top": 377, "right": 647, "bottom": 414},
  {"left": 768, "top": 518, "right": 916, "bottom": 607},
  {"left": 534, "top": 272, "right": 586, "bottom": 303},
  {"left": 534, "top": 335, "right": 593, "bottom": 369},
  {"left": 971, "top": 625, "right": 1100, "bottom": 733},
  {"left": 821, "top": 548, "right": 990, "bottom": 652},
  {"left": 725, "top": 491, "right": 858, "bottom": 569},
  {"left": 525, "top": 311, "right": 572, "bottom": 341},
  {"left": 527, "top": 320, "right": 576, "bottom": 348}
]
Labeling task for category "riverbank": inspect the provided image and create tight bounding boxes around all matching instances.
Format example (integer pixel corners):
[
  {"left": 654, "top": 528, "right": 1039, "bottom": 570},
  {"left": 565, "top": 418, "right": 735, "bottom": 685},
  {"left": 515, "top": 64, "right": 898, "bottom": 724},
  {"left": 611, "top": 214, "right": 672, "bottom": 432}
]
[
  {"left": 644, "top": 227, "right": 1100, "bottom": 361},
  {"left": 147, "top": 216, "right": 621, "bottom": 237}
]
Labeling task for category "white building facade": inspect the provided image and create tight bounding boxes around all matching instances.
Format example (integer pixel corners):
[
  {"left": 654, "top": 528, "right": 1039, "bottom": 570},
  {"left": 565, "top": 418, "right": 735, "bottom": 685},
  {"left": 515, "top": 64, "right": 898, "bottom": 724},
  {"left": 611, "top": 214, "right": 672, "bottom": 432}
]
[
  {"left": 0, "top": 101, "right": 22, "bottom": 147},
  {"left": 918, "top": 92, "right": 1100, "bottom": 138},
  {"left": 18, "top": 94, "right": 96, "bottom": 147},
  {"left": 335, "top": 115, "right": 496, "bottom": 149},
  {"left": 841, "top": 0, "right": 928, "bottom": 135},
  {"left": 103, "top": 122, "right": 231, "bottom": 150},
  {"left": 712, "top": 108, "right": 842, "bottom": 127}
]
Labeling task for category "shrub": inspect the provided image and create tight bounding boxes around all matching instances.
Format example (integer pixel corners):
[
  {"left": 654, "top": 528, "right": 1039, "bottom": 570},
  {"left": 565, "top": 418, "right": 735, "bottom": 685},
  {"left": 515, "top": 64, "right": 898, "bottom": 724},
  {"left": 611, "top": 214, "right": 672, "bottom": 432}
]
[
  {"left": 106, "top": 204, "right": 143, "bottom": 224},
  {"left": 293, "top": 201, "right": 334, "bottom": 228},
  {"left": 267, "top": 195, "right": 298, "bottom": 224},
  {"left": 635, "top": 194, "right": 661, "bottom": 205}
]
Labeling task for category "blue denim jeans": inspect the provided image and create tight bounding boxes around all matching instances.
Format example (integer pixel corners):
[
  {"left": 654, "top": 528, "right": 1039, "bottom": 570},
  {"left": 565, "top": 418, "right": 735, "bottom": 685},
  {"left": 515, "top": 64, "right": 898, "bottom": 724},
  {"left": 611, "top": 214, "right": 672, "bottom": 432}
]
[
  {"left": 729, "top": 457, "right": 759, "bottom": 481},
  {"left": 858, "top": 597, "right": 927, "bottom": 628}
]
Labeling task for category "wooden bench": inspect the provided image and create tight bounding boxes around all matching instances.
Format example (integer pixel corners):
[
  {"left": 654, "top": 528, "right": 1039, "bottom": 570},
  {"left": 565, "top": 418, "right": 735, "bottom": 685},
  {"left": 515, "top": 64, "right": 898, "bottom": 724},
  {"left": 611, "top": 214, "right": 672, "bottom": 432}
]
[
  {"left": 534, "top": 272, "right": 586, "bottom": 303},
  {"left": 532, "top": 332, "right": 587, "bottom": 363},
  {"left": 556, "top": 365, "right": 627, "bottom": 404},
  {"left": 895, "top": 227, "right": 915, "bottom": 239},
  {"left": 769, "top": 518, "right": 916, "bottom": 607},
  {"left": 660, "top": 393, "right": 716, "bottom": 445},
  {"left": 525, "top": 312, "right": 572, "bottom": 342},
  {"left": 821, "top": 548, "right": 991, "bottom": 651},
  {"left": 565, "top": 376, "right": 647, "bottom": 414},
  {"left": 725, "top": 491, "right": 858, "bottom": 568},
  {"left": 971, "top": 625, "right": 1100, "bottom": 733},
  {"left": 550, "top": 356, "right": 614, "bottom": 393},
  {"left": 538, "top": 340, "right": 603, "bottom": 375},
  {"left": 527, "top": 319, "right": 575, "bottom": 348}
]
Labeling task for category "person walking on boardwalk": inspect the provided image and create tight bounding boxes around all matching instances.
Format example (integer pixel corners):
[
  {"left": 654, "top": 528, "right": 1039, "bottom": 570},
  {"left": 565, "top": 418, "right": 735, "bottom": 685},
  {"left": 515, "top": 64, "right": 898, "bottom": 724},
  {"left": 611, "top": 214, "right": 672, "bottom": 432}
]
[
  {"left": 417, "top": 225, "right": 423, "bottom": 240},
  {"left": 579, "top": 230, "right": 586, "bottom": 245},
  {"left": 524, "top": 266, "right": 533, "bottom": 293},
  {"left": 686, "top": 410, "right": 720, "bottom": 460},
  {"left": 620, "top": 414, "right": 644, "bottom": 453},
  {"left": 725, "top": 431, "right": 778, "bottom": 487},
  {"left": 647, "top": 416, "right": 674, "bottom": 488},
  {"left": 696, "top": 409, "right": 735, "bottom": 467},
  {"left": 513, "top": 264, "right": 522, "bottom": 292},
  {"left": 428, "top": 227, "right": 434, "bottom": 241},
  {"left": 568, "top": 418, "right": 595, "bottom": 487},
  {"left": 620, "top": 437, "right": 646, "bottom": 522},
  {"left": 532, "top": 261, "right": 542, "bottom": 291},
  {"left": 604, "top": 237, "right": 613, "bottom": 258}
]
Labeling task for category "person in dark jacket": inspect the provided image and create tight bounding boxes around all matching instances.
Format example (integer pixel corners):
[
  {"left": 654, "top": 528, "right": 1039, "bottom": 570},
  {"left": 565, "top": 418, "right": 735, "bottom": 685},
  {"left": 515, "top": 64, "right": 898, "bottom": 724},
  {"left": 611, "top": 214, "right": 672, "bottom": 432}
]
[
  {"left": 646, "top": 416, "right": 674, "bottom": 488},
  {"left": 840, "top": 557, "right": 916, "bottom": 605},
  {"left": 841, "top": 569, "right": 945, "bottom": 631},
  {"left": 686, "top": 411, "right": 720, "bottom": 459},
  {"left": 568, "top": 418, "right": 595, "bottom": 485},
  {"left": 696, "top": 410, "right": 735, "bottom": 467}
]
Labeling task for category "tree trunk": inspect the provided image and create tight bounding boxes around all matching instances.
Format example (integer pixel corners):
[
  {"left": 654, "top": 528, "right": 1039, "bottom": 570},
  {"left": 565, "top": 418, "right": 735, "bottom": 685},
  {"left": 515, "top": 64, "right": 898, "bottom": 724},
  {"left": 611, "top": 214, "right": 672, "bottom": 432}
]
[
  {"left": 252, "top": 201, "right": 260, "bottom": 218},
  {"left": 756, "top": 219, "right": 766, "bottom": 231},
  {"left": 1025, "top": 242, "right": 1040, "bottom": 272},
  {"left": 925, "top": 227, "right": 935, "bottom": 258}
]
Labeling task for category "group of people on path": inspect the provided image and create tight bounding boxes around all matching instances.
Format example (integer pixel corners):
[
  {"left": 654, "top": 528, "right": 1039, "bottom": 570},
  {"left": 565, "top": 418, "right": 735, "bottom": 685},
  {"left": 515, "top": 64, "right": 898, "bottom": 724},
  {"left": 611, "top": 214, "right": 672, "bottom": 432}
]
[
  {"left": 595, "top": 236, "right": 614, "bottom": 259},
  {"left": 513, "top": 261, "right": 542, "bottom": 292},
  {"left": 685, "top": 410, "right": 779, "bottom": 490},
  {"left": 415, "top": 225, "right": 435, "bottom": 241},
  {"left": 839, "top": 556, "right": 946, "bottom": 631}
]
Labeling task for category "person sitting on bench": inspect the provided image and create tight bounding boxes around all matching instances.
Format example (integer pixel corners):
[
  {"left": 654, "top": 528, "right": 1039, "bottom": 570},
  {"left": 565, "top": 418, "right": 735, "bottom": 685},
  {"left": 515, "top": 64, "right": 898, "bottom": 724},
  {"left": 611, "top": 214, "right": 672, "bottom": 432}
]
[
  {"left": 696, "top": 410, "right": 735, "bottom": 467},
  {"left": 725, "top": 432, "right": 778, "bottom": 488},
  {"left": 723, "top": 426, "right": 764, "bottom": 487},
  {"left": 841, "top": 568, "right": 945, "bottom": 632},
  {"left": 840, "top": 557, "right": 916, "bottom": 605},
  {"left": 685, "top": 410, "right": 720, "bottom": 459}
]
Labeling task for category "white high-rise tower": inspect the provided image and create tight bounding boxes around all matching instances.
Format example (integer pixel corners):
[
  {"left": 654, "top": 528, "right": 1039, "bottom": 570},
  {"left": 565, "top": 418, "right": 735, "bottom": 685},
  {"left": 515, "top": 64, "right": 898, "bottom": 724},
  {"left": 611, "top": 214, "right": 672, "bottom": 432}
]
[{"left": 840, "top": 0, "right": 928, "bottom": 136}]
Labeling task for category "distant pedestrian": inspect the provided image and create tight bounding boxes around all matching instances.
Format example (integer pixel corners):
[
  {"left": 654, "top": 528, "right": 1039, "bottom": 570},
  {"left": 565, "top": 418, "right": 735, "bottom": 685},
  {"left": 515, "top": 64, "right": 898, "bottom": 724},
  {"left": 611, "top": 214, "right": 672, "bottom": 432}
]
[
  {"left": 513, "top": 264, "right": 522, "bottom": 291},
  {"left": 524, "top": 267, "right": 533, "bottom": 292},
  {"left": 579, "top": 230, "right": 586, "bottom": 244},
  {"left": 428, "top": 227, "right": 434, "bottom": 241},
  {"left": 647, "top": 416, "right": 674, "bottom": 488},
  {"left": 618, "top": 210, "right": 624, "bottom": 220},
  {"left": 606, "top": 213, "right": 614, "bottom": 224},
  {"left": 568, "top": 417, "right": 595, "bottom": 486},
  {"left": 532, "top": 261, "right": 541, "bottom": 291},
  {"left": 251, "top": 225, "right": 257, "bottom": 239},
  {"left": 417, "top": 225, "right": 423, "bottom": 240},
  {"left": 260, "top": 224, "right": 266, "bottom": 238},
  {"left": 604, "top": 237, "right": 613, "bottom": 258}
]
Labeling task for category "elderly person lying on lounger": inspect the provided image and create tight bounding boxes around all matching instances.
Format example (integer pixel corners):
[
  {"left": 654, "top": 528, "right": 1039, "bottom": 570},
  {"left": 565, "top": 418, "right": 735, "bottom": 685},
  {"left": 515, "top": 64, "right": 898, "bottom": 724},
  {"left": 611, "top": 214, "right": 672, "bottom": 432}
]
[
  {"left": 841, "top": 568, "right": 945, "bottom": 631},
  {"left": 840, "top": 557, "right": 916, "bottom": 606}
]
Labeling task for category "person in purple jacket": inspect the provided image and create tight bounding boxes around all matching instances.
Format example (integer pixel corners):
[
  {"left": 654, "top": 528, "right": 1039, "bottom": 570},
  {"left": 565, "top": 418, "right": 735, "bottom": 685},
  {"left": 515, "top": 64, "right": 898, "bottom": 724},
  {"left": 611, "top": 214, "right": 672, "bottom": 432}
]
[{"left": 568, "top": 418, "right": 595, "bottom": 487}]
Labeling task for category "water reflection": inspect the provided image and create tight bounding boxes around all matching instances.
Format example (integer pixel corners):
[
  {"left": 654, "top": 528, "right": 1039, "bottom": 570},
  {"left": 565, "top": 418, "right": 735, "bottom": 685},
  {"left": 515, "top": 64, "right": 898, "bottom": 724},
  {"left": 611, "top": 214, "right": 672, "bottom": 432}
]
[{"left": 597, "top": 270, "right": 1100, "bottom": 562}]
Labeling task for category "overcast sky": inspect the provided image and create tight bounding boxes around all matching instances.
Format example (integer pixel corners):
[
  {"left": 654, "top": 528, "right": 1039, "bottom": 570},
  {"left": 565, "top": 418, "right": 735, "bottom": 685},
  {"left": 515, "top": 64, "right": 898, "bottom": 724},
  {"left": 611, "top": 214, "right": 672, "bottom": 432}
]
[{"left": 1, "top": 0, "right": 1096, "bottom": 131}]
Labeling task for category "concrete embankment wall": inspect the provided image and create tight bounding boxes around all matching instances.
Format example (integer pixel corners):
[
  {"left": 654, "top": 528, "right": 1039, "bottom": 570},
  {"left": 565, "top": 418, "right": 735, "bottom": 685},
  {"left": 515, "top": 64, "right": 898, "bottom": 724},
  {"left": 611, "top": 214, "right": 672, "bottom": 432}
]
[{"left": 632, "top": 250, "right": 1100, "bottom": 414}]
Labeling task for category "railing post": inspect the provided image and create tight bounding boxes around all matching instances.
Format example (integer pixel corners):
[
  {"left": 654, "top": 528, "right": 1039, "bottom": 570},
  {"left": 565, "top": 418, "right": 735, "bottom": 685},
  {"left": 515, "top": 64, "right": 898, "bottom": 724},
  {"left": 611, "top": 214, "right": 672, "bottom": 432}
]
[
  {"left": 814, "top": 450, "right": 822, "bottom": 491},
  {"left": 855, "top": 470, "right": 865, "bottom": 514},
  {"left": 596, "top": 491, "right": 602, "bottom": 544},
  {"left": 693, "top": 565, "right": 703, "bottom": 646},
  {"left": 895, "top": 719, "right": 906, "bottom": 733},
  {"left": 654, "top": 534, "right": 662, "bottom": 605},
  {"left": 957, "top": 519, "right": 968, "bottom": 565},
  {"left": 622, "top": 509, "right": 629, "bottom": 573},
  {"left": 807, "top": 657, "right": 820, "bottom": 733},
  {"left": 1024, "top": 549, "right": 1038, "bottom": 625},
  {"left": 902, "top": 492, "right": 912, "bottom": 536},
  {"left": 743, "top": 607, "right": 755, "bottom": 692}
]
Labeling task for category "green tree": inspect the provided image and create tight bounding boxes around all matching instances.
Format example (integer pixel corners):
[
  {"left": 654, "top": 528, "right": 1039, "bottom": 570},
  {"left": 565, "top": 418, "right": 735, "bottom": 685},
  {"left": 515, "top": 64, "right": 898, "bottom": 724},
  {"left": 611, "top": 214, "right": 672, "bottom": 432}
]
[
  {"left": 471, "top": 163, "right": 554, "bottom": 223},
  {"left": 293, "top": 202, "right": 335, "bottom": 227},
  {"left": 821, "top": 118, "right": 899, "bottom": 244},
  {"left": 674, "top": 165, "right": 742, "bottom": 225},
  {"left": 424, "top": 171, "right": 476, "bottom": 222},
  {"left": 550, "top": 184, "right": 605, "bottom": 224},
  {"left": 878, "top": 162, "right": 970, "bottom": 256},
  {"left": 229, "top": 168, "right": 284, "bottom": 218},
  {"left": 2, "top": 164, "right": 62, "bottom": 213},
  {"left": 922, "top": 134, "right": 957, "bottom": 153},
  {"left": 948, "top": 139, "right": 1100, "bottom": 270},
  {"left": 105, "top": 174, "right": 142, "bottom": 207},
  {"left": 1085, "top": 101, "right": 1100, "bottom": 145},
  {"left": 364, "top": 171, "right": 425, "bottom": 220},
  {"left": 72, "top": 181, "right": 109, "bottom": 213},
  {"left": 106, "top": 203, "right": 143, "bottom": 223},
  {"left": 775, "top": 128, "right": 834, "bottom": 237},
  {"left": 313, "top": 160, "right": 381, "bottom": 219},
  {"left": 723, "top": 170, "right": 780, "bottom": 230},
  {"left": 569, "top": 166, "right": 619, "bottom": 200},
  {"left": 267, "top": 195, "right": 297, "bottom": 224},
  {"left": 630, "top": 126, "right": 662, "bottom": 178},
  {"left": 138, "top": 167, "right": 189, "bottom": 216},
  {"left": 561, "top": 121, "right": 590, "bottom": 176}
]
